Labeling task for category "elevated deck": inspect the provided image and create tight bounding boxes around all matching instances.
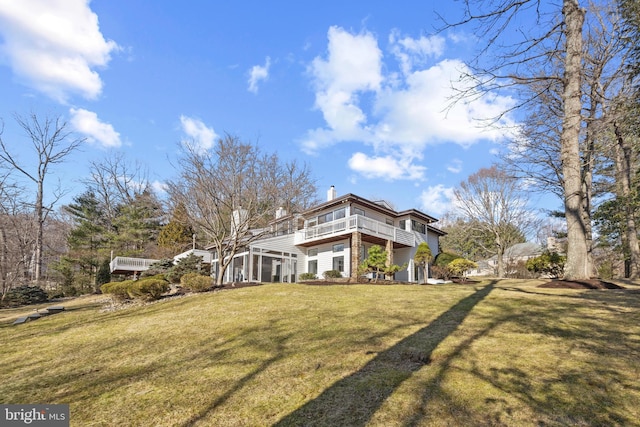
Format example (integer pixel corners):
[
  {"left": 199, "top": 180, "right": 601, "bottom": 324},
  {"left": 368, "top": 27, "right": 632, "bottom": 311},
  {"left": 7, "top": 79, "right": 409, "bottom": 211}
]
[
  {"left": 294, "top": 214, "right": 414, "bottom": 248},
  {"left": 110, "top": 256, "right": 159, "bottom": 275}
]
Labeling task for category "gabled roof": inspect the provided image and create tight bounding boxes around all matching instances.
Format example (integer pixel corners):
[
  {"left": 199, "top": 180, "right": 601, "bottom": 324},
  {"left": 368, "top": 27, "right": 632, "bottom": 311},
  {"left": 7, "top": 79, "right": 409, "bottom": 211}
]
[
  {"left": 485, "top": 242, "right": 544, "bottom": 261},
  {"left": 504, "top": 242, "right": 544, "bottom": 258},
  {"left": 301, "top": 193, "right": 439, "bottom": 224}
]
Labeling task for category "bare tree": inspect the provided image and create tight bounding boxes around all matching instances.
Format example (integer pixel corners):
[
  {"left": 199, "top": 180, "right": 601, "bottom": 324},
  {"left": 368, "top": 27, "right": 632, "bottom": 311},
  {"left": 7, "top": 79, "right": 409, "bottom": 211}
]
[
  {"left": 0, "top": 114, "right": 84, "bottom": 282},
  {"left": 500, "top": 2, "right": 632, "bottom": 277},
  {"left": 453, "top": 166, "right": 539, "bottom": 278},
  {"left": 0, "top": 174, "right": 36, "bottom": 301},
  {"left": 85, "top": 152, "right": 152, "bottom": 227},
  {"left": 441, "top": 0, "right": 594, "bottom": 279},
  {"left": 167, "top": 134, "right": 317, "bottom": 286}
]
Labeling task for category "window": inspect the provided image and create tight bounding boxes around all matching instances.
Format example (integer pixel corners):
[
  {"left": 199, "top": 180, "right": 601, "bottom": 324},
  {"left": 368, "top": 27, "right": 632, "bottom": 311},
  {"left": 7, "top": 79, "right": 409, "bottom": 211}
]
[
  {"left": 308, "top": 248, "right": 318, "bottom": 257},
  {"left": 333, "top": 243, "right": 344, "bottom": 252},
  {"left": 399, "top": 219, "right": 406, "bottom": 230},
  {"left": 333, "top": 256, "right": 344, "bottom": 272},
  {"left": 386, "top": 218, "right": 393, "bottom": 226},
  {"left": 411, "top": 220, "right": 426, "bottom": 234},
  {"left": 308, "top": 260, "right": 318, "bottom": 274},
  {"left": 353, "top": 207, "right": 365, "bottom": 216},
  {"left": 318, "top": 212, "right": 332, "bottom": 224},
  {"left": 334, "top": 208, "right": 346, "bottom": 219}
]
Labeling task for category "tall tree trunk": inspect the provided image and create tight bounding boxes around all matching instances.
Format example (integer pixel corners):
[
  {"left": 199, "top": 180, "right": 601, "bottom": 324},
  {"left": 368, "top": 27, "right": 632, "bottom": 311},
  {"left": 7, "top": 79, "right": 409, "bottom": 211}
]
[
  {"left": 581, "top": 81, "right": 598, "bottom": 280},
  {"left": 496, "top": 250, "right": 506, "bottom": 278},
  {"left": 34, "top": 180, "right": 44, "bottom": 282},
  {"left": 561, "top": 0, "right": 592, "bottom": 280},
  {"left": 613, "top": 121, "right": 640, "bottom": 278}
]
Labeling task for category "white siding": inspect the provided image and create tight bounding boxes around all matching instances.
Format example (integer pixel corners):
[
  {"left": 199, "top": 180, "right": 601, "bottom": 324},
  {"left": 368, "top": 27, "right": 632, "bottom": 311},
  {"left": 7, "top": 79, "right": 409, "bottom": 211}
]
[
  {"left": 314, "top": 239, "right": 350, "bottom": 277},
  {"left": 393, "top": 247, "right": 412, "bottom": 282},
  {"left": 253, "top": 234, "right": 303, "bottom": 256},
  {"left": 351, "top": 203, "right": 389, "bottom": 224}
]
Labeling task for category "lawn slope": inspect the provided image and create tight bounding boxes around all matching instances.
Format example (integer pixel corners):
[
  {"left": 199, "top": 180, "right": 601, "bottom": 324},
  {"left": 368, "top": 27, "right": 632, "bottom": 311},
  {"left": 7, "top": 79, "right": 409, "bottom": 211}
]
[{"left": 1, "top": 280, "right": 639, "bottom": 426}]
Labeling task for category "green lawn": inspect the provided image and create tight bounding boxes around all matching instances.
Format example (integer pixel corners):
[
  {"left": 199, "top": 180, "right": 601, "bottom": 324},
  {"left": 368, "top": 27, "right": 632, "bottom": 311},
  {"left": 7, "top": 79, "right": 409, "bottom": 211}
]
[{"left": 1, "top": 280, "right": 639, "bottom": 426}]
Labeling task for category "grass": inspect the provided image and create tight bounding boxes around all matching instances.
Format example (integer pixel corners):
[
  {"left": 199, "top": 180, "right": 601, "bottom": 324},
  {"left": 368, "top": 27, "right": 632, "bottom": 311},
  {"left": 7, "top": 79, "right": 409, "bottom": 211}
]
[{"left": 1, "top": 279, "right": 639, "bottom": 426}]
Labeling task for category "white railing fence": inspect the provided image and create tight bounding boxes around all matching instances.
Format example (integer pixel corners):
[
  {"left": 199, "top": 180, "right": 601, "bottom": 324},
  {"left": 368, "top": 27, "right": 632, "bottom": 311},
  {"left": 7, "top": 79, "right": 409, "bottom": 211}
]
[
  {"left": 110, "top": 256, "right": 158, "bottom": 273},
  {"left": 297, "top": 215, "right": 414, "bottom": 246}
]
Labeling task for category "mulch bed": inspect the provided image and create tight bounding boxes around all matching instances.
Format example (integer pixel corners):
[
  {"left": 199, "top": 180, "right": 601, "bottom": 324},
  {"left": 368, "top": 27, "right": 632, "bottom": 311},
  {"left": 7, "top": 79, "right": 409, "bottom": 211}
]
[
  {"left": 215, "top": 282, "right": 263, "bottom": 290},
  {"left": 538, "top": 279, "right": 625, "bottom": 290}
]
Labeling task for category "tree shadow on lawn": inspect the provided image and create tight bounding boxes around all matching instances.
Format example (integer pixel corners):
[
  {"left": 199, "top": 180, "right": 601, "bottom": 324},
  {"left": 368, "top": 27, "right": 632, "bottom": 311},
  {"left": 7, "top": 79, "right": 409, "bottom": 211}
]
[
  {"left": 273, "top": 281, "right": 497, "bottom": 427},
  {"left": 471, "top": 297, "right": 639, "bottom": 426},
  {"left": 179, "top": 331, "right": 294, "bottom": 427},
  {"left": 401, "top": 287, "right": 640, "bottom": 427}
]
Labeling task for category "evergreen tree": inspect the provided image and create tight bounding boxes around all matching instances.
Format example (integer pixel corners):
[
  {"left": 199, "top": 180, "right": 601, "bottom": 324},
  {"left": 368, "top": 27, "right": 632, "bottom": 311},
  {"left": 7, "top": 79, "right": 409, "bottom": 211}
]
[
  {"left": 64, "top": 191, "right": 109, "bottom": 287},
  {"left": 359, "top": 245, "right": 405, "bottom": 282},
  {"left": 112, "top": 190, "right": 163, "bottom": 257},
  {"left": 158, "top": 203, "right": 194, "bottom": 256},
  {"left": 413, "top": 242, "right": 433, "bottom": 284},
  {"left": 95, "top": 259, "right": 112, "bottom": 290}
]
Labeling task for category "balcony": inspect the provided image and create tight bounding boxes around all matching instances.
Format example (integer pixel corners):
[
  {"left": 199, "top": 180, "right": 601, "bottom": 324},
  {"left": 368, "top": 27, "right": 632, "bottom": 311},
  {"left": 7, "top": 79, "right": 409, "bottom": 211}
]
[
  {"left": 110, "top": 256, "right": 159, "bottom": 275},
  {"left": 294, "top": 214, "right": 414, "bottom": 247}
]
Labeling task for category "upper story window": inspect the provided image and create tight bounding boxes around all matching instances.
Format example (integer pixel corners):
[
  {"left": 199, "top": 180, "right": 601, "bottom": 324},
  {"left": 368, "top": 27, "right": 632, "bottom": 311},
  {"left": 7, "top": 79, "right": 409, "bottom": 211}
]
[
  {"left": 318, "top": 212, "right": 333, "bottom": 224},
  {"left": 308, "top": 248, "right": 318, "bottom": 257},
  {"left": 411, "top": 220, "right": 426, "bottom": 234},
  {"left": 333, "top": 243, "right": 344, "bottom": 252},
  {"left": 399, "top": 219, "right": 407, "bottom": 230},
  {"left": 386, "top": 218, "right": 393, "bottom": 226},
  {"left": 353, "top": 207, "right": 365, "bottom": 216},
  {"left": 315, "top": 207, "right": 347, "bottom": 225}
]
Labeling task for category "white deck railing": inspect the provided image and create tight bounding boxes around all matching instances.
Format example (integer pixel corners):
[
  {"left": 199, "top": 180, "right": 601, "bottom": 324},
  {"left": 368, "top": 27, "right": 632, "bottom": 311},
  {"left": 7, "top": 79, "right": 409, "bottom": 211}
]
[
  {"left": 110, "top": 256, "right": 159, "bottom": 273},
  {"left": 294, "top": 214, "right": 414, "bottom": 246}
]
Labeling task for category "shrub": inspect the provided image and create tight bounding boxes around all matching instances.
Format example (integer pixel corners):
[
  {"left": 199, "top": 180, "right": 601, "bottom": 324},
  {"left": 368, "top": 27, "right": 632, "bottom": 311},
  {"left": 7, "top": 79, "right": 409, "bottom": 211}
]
[
  {"left": 431, "top": 265, "right": 453, "bottom": 281},
  {"left": 130, "top": 277, "right": 169, "bottom": 300},
  {"left": 101, "top": 280, "right": 134, "bottom": 302},
  {"left": 141, "top": 259, "right": 174, "bottom": 278},
  {"left": 323, "top": 270, "right": 343, "bottom": 279},
  {"left": 434, "top": 252, "right": 462, "bottom": 267},
  {"left": 299, "top": 272, "right": 317, "bottom": 280},
  {"left": 167, "top": 254, "right": 206, "bottom": 283},
  {"left": 3, "top": 286, "right": 49, "bottom": 307},
  {"left": 526, "top": 250, "right": 565, "bottom": 278},
  {"left": 180, "top": 272, "right": 213, "bottom": 292},
  {"left": 448, "top": 258, "right": 478, "bottom": 282},
  {"left": 597, "top": 259, "right": 615, "bottom": 280}
]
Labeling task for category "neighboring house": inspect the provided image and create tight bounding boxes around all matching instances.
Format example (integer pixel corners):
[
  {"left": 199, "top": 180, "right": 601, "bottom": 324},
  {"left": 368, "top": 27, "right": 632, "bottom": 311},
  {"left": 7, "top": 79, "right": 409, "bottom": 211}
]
[
  {"left": 111, "top": 187, "right": 446, "bottom": 284},
  {"left": 468, "top": 242, "right": 546, "bottom": 277},
  {"left": 209, "top": 186, "right": 445, "bottom": 284}
]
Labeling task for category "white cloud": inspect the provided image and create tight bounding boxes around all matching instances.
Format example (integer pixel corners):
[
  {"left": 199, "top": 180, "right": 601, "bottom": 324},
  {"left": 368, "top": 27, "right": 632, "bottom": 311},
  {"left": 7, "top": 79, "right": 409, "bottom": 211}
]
[
  {"left": 372, "top": 59, "right": 514, "bottom": 151},
  {"left": 348, "top": 152, "right": 426, "bottom": 181},
  {"left": 180, "top": 115, "right": 218, "bottom": 153},
  {"left": 151, "top": 180, "right": 168, "bottom": 195},
  {"left": 302, "top": 26, "right": 517, "bottom": 177},
  {"left": 447, "top": 158, "right": 463, "bottom": 174},
  {"left": 0, "top": 0, "right": 119, "bottom": 103},
  {"left": 389, "top": 30, "right": 445, "bottom": 75},
  {"left": 419, "top": 184, "right": 455, "bottom": 216},
  {"left": 248, "top": 56, "right": 271, "bottom": 93},
  {"left": 69, "top": 108, "right": 121, "bottom": 148},
  {"left": 302, "top": 26, "right": 382, "bottom": 153}
]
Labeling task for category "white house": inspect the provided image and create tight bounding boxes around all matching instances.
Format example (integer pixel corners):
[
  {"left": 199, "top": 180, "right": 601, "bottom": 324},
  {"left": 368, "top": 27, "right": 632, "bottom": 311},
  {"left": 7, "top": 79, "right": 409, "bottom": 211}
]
[{"left": 210, "top": 187, "right": 445, "bottom": 284}]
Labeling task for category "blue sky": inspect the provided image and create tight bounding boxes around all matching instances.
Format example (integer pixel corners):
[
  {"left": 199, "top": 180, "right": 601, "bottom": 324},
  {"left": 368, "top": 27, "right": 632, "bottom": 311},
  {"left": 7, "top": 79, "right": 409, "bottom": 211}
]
[{"left": 0, "top": 0, "right": 538, "bottom": 218}]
